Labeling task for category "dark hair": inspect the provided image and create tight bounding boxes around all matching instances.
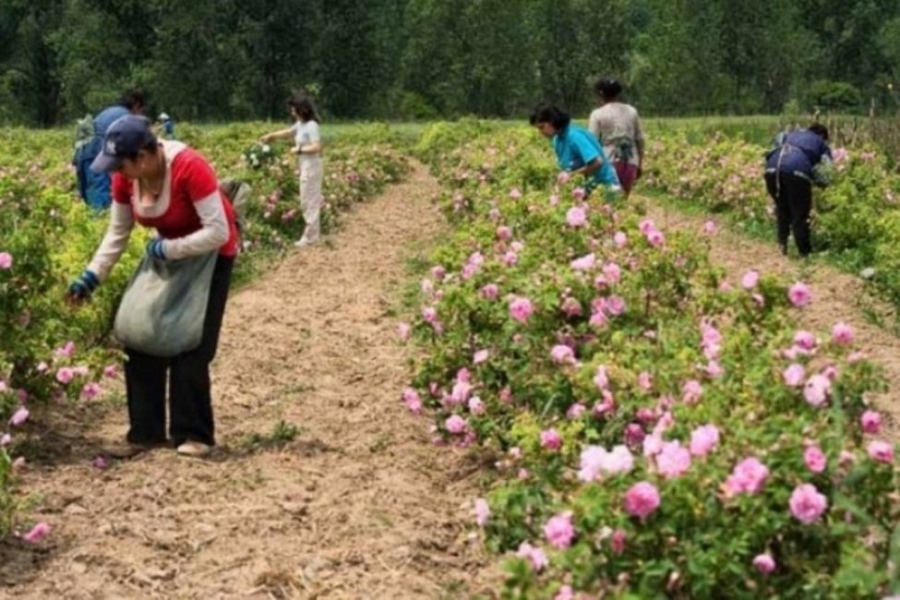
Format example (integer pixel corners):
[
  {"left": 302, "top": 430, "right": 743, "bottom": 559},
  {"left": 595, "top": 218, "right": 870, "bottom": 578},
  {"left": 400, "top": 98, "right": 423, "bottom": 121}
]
[
  {"left": 119, "top": 88, "right": 146, "bottom": 111},
  {"left": 808, "top": 123, "right": 829, "bottom": 141},
  {"left": 529, "top": 103, "right": 570, "bottom": 130},
  {"left": 594, "top": 77, "right": 623, "bottom": 99},
  {"left": 287, "top": 93, "right": 321, "bottom": 122}
]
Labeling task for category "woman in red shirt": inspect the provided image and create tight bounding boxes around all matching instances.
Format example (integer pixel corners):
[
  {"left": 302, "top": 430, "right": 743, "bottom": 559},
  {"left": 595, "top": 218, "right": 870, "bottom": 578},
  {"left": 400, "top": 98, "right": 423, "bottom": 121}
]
[{"left": 67, "top": 115, "right": 239, "bottom": 459}]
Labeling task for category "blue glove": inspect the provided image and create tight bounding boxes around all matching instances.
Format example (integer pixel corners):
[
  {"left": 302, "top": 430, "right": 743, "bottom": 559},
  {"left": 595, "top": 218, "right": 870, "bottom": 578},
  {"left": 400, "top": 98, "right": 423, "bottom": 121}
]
[
  {"left": 146, "top": 238, "right": 167, "bottom": 260},
  {"left": 68, "top": 270, "right": 99, "bottom": 300}
]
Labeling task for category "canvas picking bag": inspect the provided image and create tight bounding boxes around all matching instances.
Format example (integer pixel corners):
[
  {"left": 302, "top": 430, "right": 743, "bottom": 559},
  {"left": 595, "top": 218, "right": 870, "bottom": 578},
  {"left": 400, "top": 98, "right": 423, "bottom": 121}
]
[{"left": 113, "top": 251, "right": 218, "bottom": 357}]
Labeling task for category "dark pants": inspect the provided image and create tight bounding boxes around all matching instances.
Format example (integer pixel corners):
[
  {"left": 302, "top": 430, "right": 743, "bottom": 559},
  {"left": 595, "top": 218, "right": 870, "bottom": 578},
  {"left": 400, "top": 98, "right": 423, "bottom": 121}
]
[
  {"left": 764, "top": 171, "right": 812, "bottom": 256},
  {"left": 124, "top": 255, "right": 234, "bottom": 447}
]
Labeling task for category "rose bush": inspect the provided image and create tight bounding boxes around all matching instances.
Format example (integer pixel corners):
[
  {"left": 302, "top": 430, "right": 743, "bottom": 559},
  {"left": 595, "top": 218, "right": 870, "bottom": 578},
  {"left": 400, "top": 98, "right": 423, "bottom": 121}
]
[{"left": 404, "top": 122, "right": 899, "bottom": 598}]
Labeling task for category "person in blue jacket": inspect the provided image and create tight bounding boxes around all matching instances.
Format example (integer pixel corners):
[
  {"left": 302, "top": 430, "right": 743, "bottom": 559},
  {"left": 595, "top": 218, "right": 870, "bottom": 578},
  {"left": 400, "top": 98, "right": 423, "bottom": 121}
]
[
  {"left": 764, "top": 124, "right": 833, "bottom": 257},
  {"left": 529, "top": 103, "right": 620, "bottom": 198},
  {"left": 76, "top": 89, "right": 145, "bottom": 210},
  {"left": 157, "top": 112, "right": 175, "bottom": 139}
]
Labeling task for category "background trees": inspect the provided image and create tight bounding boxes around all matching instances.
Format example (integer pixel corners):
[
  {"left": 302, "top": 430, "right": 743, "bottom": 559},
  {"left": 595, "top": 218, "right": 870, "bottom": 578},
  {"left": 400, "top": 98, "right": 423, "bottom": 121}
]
[{"left": 1, "top": 0, "right": 899, "bottom": 125}]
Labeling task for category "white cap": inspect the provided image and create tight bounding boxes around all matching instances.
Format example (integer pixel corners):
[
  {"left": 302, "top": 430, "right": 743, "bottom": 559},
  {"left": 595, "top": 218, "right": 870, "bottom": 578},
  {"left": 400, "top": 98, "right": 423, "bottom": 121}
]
[{"left": 158, "top": 112, "right": 170, "bottom": 121}]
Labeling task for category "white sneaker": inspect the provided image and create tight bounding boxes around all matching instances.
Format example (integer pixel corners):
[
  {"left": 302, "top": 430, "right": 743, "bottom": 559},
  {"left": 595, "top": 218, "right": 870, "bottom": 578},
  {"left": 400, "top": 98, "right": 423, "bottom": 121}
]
[
  {"left": 294, "top": 237, "right": 318, "bottom": 248},
  {"left": 177, "top": 441, "right": 212, "bottom": 458}
]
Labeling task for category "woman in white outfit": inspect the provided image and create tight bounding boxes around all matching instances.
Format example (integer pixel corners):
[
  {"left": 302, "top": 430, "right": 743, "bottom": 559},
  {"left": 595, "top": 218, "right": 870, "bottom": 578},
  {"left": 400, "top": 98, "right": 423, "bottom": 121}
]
[{"left": 260, "top": 95, "right": 324, "bottom": 247}]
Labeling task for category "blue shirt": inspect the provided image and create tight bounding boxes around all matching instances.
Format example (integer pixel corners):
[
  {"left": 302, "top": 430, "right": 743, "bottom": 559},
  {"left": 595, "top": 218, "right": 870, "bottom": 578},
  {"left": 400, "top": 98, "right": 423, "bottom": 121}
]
[
  {"left": 552, "top": 124, "right": 619, "bottom": 189},
  {"left": 765, "top": 130, "right": 832, "bottom": 178}
]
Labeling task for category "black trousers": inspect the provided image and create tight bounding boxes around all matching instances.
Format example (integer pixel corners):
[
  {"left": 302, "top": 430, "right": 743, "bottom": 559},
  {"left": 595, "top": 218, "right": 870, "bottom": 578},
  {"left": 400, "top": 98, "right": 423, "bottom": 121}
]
[
  {"left": 764, "top": 171, "right": 812, "bottom": 256},
  {"left": 124, "top": 255, "right": 234, "bottom": 447}
]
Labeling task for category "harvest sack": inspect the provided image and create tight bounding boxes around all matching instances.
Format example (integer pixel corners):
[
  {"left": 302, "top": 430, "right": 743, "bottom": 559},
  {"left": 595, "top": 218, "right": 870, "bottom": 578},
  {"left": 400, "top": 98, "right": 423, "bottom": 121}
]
[{"left": 113, "top": 252, "right": 218, "bottom": 357}]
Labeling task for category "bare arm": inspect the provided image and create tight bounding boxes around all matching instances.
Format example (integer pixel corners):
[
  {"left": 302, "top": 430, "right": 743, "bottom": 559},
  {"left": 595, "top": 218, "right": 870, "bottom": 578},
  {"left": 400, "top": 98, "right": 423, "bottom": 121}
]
[{"left": 260, "top": 128, "right": 294, "bottom": 143}]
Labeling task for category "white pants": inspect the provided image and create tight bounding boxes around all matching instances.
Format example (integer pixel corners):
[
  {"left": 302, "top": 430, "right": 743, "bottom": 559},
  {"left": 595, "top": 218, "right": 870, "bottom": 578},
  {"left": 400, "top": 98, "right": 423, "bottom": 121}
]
[{"left": 299, "top": 158, "right": 323, "bottom": 242}]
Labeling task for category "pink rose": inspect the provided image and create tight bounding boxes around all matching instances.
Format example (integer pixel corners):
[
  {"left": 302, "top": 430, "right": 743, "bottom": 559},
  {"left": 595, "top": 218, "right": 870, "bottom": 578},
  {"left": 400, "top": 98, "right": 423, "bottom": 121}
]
[
  {"left": 803, "top": 445, "right": 827, "bottom": 473},
  {"left": 789, "top": 483, "right": 828, "bottom": 524},
  {"left": 752, "top": 553, "right": 776, "bottom": 574},
  {"left": 741, "top": 270, "right": 759, "bottom": 289},
  {"left": 480, "top": 283, "right": 499, "bottom": 300},
  {"left": 803, "top": 374, "right": 831, "bottom": 407},
  {"left": 656, "top": 441, "right": 692, "bottom": 478},
  {"left": 783, "top": 364, "right": 805, "bottom": 387},
  {"left": 474, "top": 498, "right": 490, "bottom": 526},
  {"left": 832, "top": 322, "right": 854, "bottom": 345},
  {"left": 610, "top": 528, "right": 627, "bottom": 554},
  {"left": 566, "top": 206, "right": 587, "bottom": 227},
  {"left": 578, "top": 445, "right": 634, "bottom": 481},
  {"left": 689, "top": 424, "right": 720, "bottom": 457},
  {"left": 516, "top": 542, "right": 548, "bottom": 571},
  {"left": 550, "top": 345, "right": 576, "bottom": 364},
  {"left": 867, "top": 440, "right": 894, "bottom": 464},
  {"left": 860, "top": 410, "right": 882, "bottom": 434},
  {"left": 509, "top": 296, "right": 534, "bottom": 323},
  {"left": 613, "top": 231, "right": 627, "bottom": 247},
  {"left": 570, "top": 253, "right": 596, "bottom": 271},
  {"left": 724, "top": 457, "right": 769, "bottom": 496},
  {"left": 543, "top": 511, "right": 575, "bottom": 549},
  {"left": 8, "top": 406, "right": 29, "bottom": 427},
  {"left": 0, "top": 252, "right": 12, "bottom": 270},
  {"left": 788, "top": 282, "right": 811, "bottom": 307},
  {"left": 473, "top": 349, "right": 490, "bottom": 364},
  {"left": 702, "top": 220, "right": 718, "bottom": 235},
  {"left": 401, "top": 388, "right": 422, "bottom": 414},
  {"left": 540, "top": 428, "right": 563, "bottom": 451},
  {"left": 445, "top": 415, "right": 467, "bottom": 434},
  {"left": 681, "top": 379, "right": 703, "bottom": 404},
  {"left": 624, "top": 482, "right": 661, "bottom": 519},
  {"left": 22, "top": 522, "right": 50, "bottom": 544},
  {"left": 467, "top": 396, "right": 485, "bottom": 416}
]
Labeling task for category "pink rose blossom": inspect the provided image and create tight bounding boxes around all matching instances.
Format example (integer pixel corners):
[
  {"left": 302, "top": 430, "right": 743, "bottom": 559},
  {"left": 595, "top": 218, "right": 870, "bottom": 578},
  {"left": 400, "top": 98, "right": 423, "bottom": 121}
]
[
  {"left": 0, "top": 433, "right": 10, "bottom": 446},
  {"left": 540, "top": 428, "right": 563, "bottom": 451},
  {"left": 36, "top": 362, "right": 49, "bottom": 374},
  {"left": 860, "top": 410, "right": 882, "bottom": 434},
  {"left": 516, "top": 542, "right": 548, "bottom": 571},
  {"left": 613, "top": 231, "right": 627, "bottom": 247},
  {"left": 557, "top": 171, "right": 571, "bottom": 185},
  {"left": 509, "top": 187, "right": 522, "bottom": 199},
  {"left": 473, "top": 349, "right": 489, "bottom": 364},
  {"left": 544, "top": 512, "right": 576, "bottom": 549},
  {"left": 397, "top": 322, "right": 411, "bottom": 342},
  {"left": 793, "top": 330, "right": 817, "bottom": 351},
  {"left": 103, "top": 365, "right": 119, "bottom": 378},
  {"left": 624, "top": 423, "right": 646, "bottom": 446},
  {"left": 22, "top": 522, "right": 50, "bottom": 544},
  {"left": 637, "top": 372, "right": 653, "bottom": 391},
  {"left": 605, "top": 295, "right": 626, "bottom": 316},
  {"left": 92, "top": 456, "right": 108, "bottom": 470},
  {"left": 624, "top": 482, "right": 661, "bottom": 519},
  {"left": 803, "top": 374, "right": 831, "bottom": 407},
  {"left": 560, "top": 297, "right": 582, "bottom": 317},
  {"left": 724, "top": 457, "right": 769, "bottom": 496},
  {"left": 81, "top": 382, "right": 101, "bottom": 400},
  {"left": 401, "top": 388, "right": 422, "bottom": 414},
  {"left": 566, "top": 206, "right": 587, "bottom": 227},
  {"left": 611, "top": 529, "right": 627, "bottom": 554},
  {"left": 741, "top": 270, "right": 759, "bottom": 289},
  {"left": 496, "top": 226, "right": 512, "bottom": 241},
  {"left": 703, "top": 220, "right": 718, "bottom": 235},
  {"left": 421, "top": 307, "right": 437, "bottom": 323},
  {"left": 656, "top": 441, "right": 692, "bottom": 478},
  {"left": 803, "top": 445, "right": 827, "bottom": 473},
  {"left": 509, "top": 296, "right": 534, "bottom": 323},
  {"left": 639, "top": 219, "right": 656, "bottom": 233},
  {"left": 682, "top": 379, "right": 703, "bottom": 404},
  {"left": 554, "top": 585, "right": 574, "bottom": 600},
  {"left": 603, "top": 262, "right": 622, "bottom": 285},
  {"left": 430, "top": 265, "right": 446, "bottom": 280},
  {"left": 9, "top": 406, "right": 29, "bottom": 426},
  {"left": 503, "top": 251, "right": 518, "bottom": 266},
  {"left": 689, "top": 424, "right": 720, "bottom": 457},
  {"left": 499, "top": 387, "right": 513, "bottom": 404},
  {"left": 578, "top": 445, "right": 634, "bottom": 481},
  {"left": 572, "top": 187, "right": 586, "bottom": 200},
  {"left": 783, "top": 364, "right": 805, "bottom": 387},
  {"left": 445, "top": 415, "right": 467, "bottom": 434},
  {"left": 646, "top": 230, "right": 665, "bottom": 247},
  {"left": 566, "top": 403, "right": 586, "bottom": 419},
  {"left": 789, "top": 483, "right": 828, "bottom": 524},
  {"left": 593, "top": 365, "right": 609, "bottom": 390},
  {"left": 0, "top": 252, "right": 12, "bottom": 270},
  {"left": 867, "top": 440, "right": 894, "bottom": 463},
  {"left": 480, "top": 283, "right": 499, "bottom": 300},
  {"left": 468, "top": 396, "right": 485, "bottom": 415},
  {"left": 753, "top": 554, "right": 776, "bottom": 574},
  {"left": 474, "top": 498, "right": 490, "bottom": 526},
  {"left": 788, "top": 282, "right": 811, "bottom": 307},
  {"left": 570, "top": 253, "right": 596, "bottom": 271},
  {"left": 55, "top": 341, "right": 76, "bottom": 358},
  {"left": 832, "top": 322, "right": 854, "bottom": 345},
  {"left": 550, "top": 344, "right": 576, "bottom": 364}
]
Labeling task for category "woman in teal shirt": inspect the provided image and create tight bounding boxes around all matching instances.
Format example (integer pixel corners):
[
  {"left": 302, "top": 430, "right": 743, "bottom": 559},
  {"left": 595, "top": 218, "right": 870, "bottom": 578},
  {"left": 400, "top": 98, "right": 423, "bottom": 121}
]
[{"left": 529, "top": 103, "right": 620, "bottom": 196}]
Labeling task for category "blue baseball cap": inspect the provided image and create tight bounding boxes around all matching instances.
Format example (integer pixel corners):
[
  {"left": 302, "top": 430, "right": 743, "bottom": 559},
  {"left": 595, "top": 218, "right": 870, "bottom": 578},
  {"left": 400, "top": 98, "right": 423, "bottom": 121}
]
[{"left": 90, "top": 115, "right": 157, "bottom": 173}]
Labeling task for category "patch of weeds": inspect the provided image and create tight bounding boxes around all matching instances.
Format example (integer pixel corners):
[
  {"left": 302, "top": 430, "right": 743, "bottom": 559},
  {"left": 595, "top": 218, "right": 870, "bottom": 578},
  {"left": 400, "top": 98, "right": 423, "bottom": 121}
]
[
  {"left": 234, "top": 420, "right": 302, "bottom": 453},
  {"left": 368, "top": 433, "right": 393, "bottom": 453}
]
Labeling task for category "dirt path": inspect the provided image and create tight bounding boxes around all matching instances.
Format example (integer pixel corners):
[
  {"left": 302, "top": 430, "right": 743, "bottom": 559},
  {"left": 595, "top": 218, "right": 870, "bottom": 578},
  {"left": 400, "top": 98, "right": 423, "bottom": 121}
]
[
  {"left": 643, "top": 197, "right": 900, "bottom": 435},
  {"left": 2, "top": 163, "right": 497, "bottom": 599}
]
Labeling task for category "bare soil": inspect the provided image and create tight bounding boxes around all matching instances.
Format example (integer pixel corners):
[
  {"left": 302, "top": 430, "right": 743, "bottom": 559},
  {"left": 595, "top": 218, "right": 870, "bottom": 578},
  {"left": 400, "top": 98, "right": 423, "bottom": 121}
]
[{"left": 1, "top": 163, "right": 500, "bottom": 600}]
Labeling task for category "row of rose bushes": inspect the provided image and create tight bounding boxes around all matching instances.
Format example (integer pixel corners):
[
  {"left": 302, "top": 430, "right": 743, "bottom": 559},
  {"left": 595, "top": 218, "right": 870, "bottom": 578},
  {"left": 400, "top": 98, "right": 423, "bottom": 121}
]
[
  {"left": 0, "top": 123, "right": 409, "bottom": 539},
  {"left": 402, "top": 121, "right": 899, "bottom": 598},
  {"left": 641, "top": 130, "right": 900, "bottom": 305}
]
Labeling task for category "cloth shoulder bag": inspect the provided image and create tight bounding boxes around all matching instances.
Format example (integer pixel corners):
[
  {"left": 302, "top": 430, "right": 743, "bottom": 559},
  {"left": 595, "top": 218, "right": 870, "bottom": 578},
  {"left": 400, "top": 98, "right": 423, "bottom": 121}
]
[{"left": 113, "top": 252, "right": 218, "bottom": 357}]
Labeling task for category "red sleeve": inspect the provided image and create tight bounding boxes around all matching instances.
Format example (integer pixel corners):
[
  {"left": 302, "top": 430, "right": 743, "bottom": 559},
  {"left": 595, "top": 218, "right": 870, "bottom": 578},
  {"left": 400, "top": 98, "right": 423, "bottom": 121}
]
[
  {"left": 111, "top": 173, "right": 131, "bottom": 204},
  {"left": 174, "top": 149, "right": 219, "bottom": 202}
]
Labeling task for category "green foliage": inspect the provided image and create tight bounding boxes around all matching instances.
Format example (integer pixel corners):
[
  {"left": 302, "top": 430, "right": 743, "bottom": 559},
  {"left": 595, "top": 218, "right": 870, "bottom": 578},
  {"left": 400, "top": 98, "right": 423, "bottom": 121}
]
[{"left": 805, "top": 80, "right": 865, "bottom": 113}]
